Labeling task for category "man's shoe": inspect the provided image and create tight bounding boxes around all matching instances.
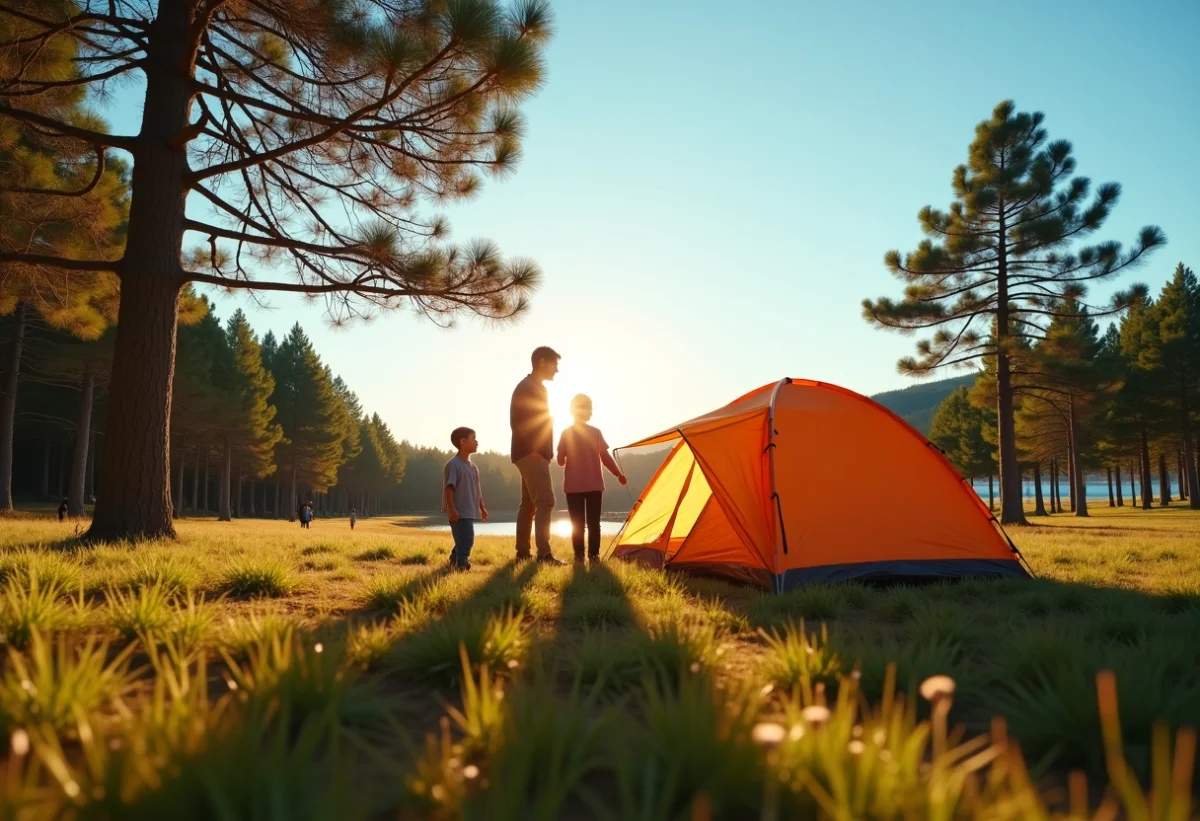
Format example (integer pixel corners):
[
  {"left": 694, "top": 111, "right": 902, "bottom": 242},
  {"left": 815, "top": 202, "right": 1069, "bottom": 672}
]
[
  {"left": 515, "top": 552, "right": 533, "bottom": 563},
  {"left": 538, "top": 554, "right": 567, "bottom": 566},
  {"left": 588, "top": 554, "right": 602, "bottom": 564}
]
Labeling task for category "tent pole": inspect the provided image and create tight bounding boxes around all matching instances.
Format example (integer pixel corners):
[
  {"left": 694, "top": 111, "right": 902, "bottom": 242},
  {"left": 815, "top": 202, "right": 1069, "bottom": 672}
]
[{"left": 767, "top": 378, "right": 792, "bottom": 593}]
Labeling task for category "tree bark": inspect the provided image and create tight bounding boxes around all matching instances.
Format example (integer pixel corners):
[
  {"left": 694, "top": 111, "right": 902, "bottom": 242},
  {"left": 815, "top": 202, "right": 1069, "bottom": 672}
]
[
  {"left": 289, "top": 457, "right": 297, "bottom": 521},
  {"left": 1158, "top": 452, "right": 1171, "bottom": 506},
  {"left": 191, "top": 442, "right": 200, "bottom": 514},
  {"left": 57, "top": 446, "right": 67, "bottom": 498},
  {"left": 87, "top": 2, "right": 195, "bottom": 541},
  {"left": 236, "top": 465, "right": 244, "bottom": 518},
  {"left": 1069, "top": 400, "right": 1087, "bottom": 517},
  {"left": 202, "top": 448, "right": 209, "bottom": 513},
  {"left": 0, "top": 302, "right": 27, "bottom": 512},
  {"left": 174, "top": 438, "right": 185, "bottom": 519},
  {"left": 1033, "top": 462, "right": 1047, "bottom": 516},
  {"left": 274, "top": 479, "right": 281, "bottom": 519},
  {"left": 41, "top": 441, "right": 51, "bottom": 499},
  {"left": 1115, "top": 464, "right": 1124, "bottom": 506},
  {"left": 218, "top": 440, "right": 232, "bottom": 521},
  {"left": 1129, "top": 463, "right": 1137, "bottom": 507},
  {"left": 1067, "top": 440, "right": 1077, "bottom": 513},
  {"left": 1181, "top": 378, "right": 1200, "bottom": 508},
  {"left": 68, "top": 368, "right": 95, "bottom": 517},
  {"left": 987, "top": 474, "right": 994, "bottom": 511},
  {"left": 1049, "top": 458, "right": 1058, "bottom": 513},
  {"left": 1106, "top": 467, "right": 1115, "bottom": 507},
  {"left": 87, "top": 426, "right": 96, "bottom": 502},
  {"left": 1140, "top": 425, "right": 1153, "bottom": 510}
]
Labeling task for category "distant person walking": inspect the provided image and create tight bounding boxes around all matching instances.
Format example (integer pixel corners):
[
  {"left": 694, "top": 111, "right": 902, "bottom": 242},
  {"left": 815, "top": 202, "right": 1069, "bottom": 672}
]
[
  {"left": 350, "top": 507, "right": 357, "bottom": 530},
  {"left": 510, "top": 346, "right": 565, "bottom": 565},
  {"left": 57, "top": 497, "right": 68, "bottom": 521},
  {"left": 558, "top": 394, "right": 626, "bottom": 565},
  {"left": 299, "top": 501, "right": 314, "bottom": 529}
]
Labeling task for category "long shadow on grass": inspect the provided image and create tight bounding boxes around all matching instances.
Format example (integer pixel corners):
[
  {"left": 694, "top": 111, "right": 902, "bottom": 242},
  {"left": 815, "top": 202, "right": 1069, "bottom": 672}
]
[{"left": 717, "top": 571, "right": 1200, "bottom": 779}]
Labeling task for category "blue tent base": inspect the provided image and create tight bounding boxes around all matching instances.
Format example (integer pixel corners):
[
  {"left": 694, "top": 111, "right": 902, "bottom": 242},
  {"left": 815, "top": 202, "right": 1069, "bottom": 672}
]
[{"left": 776, "top": 558, "right": 1030, "bottom": 590}]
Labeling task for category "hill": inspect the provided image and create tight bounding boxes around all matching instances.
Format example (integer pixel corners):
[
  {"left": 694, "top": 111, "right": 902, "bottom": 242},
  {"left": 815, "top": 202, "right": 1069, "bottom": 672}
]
[{"left": 870, "top": 372, "right": 979, "bottom": 435}]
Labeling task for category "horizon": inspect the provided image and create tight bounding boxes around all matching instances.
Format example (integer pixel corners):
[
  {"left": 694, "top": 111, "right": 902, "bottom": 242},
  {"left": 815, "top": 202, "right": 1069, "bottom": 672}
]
[{"left": 95, "top": 0, "right": 1199, "bottom": 452}]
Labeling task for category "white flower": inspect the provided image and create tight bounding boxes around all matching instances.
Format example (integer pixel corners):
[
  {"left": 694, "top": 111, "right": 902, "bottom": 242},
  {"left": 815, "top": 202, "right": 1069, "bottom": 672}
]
[
  {"left": 801, "top": 705, "right": 831, "bottom": 726},
  {"left": 11, "top": 729, "right": 30, "bottom": 757},
  {"left": 919, "top": 675, "right": 956, "bottom": 702},
  {"left": 752, "top": 722, "right": 787, "bottom": 747}
]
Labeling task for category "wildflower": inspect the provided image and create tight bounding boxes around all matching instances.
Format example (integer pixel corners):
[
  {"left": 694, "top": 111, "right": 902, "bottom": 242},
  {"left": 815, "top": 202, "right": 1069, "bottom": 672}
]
[
  {"left": 801, "top": 705, "right": 831, "bottom": 727},
  {"left": 11, "top": 729, "right": 30, "bottom": 757},
  {"left": 752, "top": 722, "right": 787, "bottom": 747},
  {"left": 919, "top": 675, "right": 955, "bottom": 703}
]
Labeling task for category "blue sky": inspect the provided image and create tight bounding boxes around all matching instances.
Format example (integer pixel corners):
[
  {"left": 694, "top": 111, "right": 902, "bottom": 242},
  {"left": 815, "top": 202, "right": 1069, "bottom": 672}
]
[{"left": 103, "top": 0, "right": 1200, "bottom": 451}]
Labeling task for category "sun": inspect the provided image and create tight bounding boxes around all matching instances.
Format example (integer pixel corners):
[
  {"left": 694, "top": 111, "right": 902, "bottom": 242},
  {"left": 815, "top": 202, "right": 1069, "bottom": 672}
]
[{"left": 547, "top": 377, "right": 588, "bottom": 433}]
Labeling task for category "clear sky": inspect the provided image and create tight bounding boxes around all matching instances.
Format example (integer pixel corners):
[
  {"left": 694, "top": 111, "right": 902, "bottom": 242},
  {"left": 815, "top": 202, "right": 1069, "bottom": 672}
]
[{"left": 103, "top": 0, "right": 1200, "bottom": 453}]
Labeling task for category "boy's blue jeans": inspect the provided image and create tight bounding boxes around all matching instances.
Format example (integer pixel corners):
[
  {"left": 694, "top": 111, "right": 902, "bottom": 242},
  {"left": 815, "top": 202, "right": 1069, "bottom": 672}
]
[{"left": 449, "top": 519, "right": 475, "bottom": 565}]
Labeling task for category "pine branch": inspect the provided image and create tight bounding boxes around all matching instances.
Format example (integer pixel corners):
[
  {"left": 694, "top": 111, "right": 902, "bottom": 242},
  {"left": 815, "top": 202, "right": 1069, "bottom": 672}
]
[{"left": 0, "top": 104, "right": 136, "bottom": 150}]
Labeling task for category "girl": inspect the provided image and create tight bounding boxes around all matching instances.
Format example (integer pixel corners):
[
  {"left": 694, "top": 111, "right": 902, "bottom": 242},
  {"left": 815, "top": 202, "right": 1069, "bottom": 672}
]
[{"left": 556, "top": 394, "right": 626, "bottom": 564}]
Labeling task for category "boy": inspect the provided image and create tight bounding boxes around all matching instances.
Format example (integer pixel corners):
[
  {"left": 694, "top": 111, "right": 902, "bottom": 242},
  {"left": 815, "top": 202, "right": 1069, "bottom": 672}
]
[
  {"left": 444, "top": 426, "right": 488, "bottom": 571},
  {"left": 350, "top": 507, "right": 357, "bottom": 530}
]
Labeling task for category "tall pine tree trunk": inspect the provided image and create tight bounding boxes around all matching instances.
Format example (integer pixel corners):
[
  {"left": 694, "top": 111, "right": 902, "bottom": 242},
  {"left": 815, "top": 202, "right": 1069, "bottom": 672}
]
[
  {"left": 1158, "top": 452, "right": 1171, "bottom": 506},
  {"left": 0, "top": 302, "right": 27, "bottom": 512},
  {"left": 41, "top": 441, "right": 50, "bottom": 499},
  {"left": 191, "top": 442, "right": 200, "bottom": 513},
  {"left": 174, "top": 439, "right": 184, "bottom": 518},
  {"left": 202, "top": 448, "right": 209, "bottom": 513},
  {"left": 68, "top": 368, "right": 95, "bottom": 517},
  {"left": 1033, "top": 462, "right": 1047, "bottom": 516},
  {"left": 274, "top": 479, "right": 281, "bottom": 519},
  {"left": 1129, "top": 462, "right": 1137, "bottom": 507},
  {"left": 86, "top": 426, "right": 96, "bottom": 502},
  {"left": 289, "top": 458, "right": 297, "bottom": 521},
  {"left": 1069, "top": 400, "right": 1087, "bottom": 518},
  {"left": 218, "top": 441, "right": 232, "bottom": 521},
  {"left": 987, "top": 474, "right": 994, "bottom": 511},
  {"left": 87, "top": 2, "right": 194, "bottom": 541},
  {"left": 1115, "top": 464, "right": 1124, "bottom": 506},
  {"left": 1067, "top": 440, "right": 1077, "bottom": 513},
  {"left": 236, "top": 466, "right": 244, "bottom": 518},
  {"left": 1181, "top": 378, "right": 1200, "bottom": 509},
  {"left": 57, "top": 447, "right": 67, "bottom": 498},
  {"left": 1139, "top": 425, "right": 1153, "bottom": 510},
  {"left": 1106, "top": 467, "right": 1115, "bottom": 507}
]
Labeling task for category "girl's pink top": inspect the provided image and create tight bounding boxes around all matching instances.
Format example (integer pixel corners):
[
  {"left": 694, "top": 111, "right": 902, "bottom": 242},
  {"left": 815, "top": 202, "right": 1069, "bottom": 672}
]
[{"left": 556, "top": 423, "right": 622, "bottom": 493}]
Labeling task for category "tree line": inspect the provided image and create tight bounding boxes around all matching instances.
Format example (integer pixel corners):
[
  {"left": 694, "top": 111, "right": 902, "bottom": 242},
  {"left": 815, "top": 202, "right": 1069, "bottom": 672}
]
[
  {"left": 928, "top": 262, "right": 1200, "bottom": 518},
  {"left": 1, "top": 303, "right": 667, "bottom": 518}
]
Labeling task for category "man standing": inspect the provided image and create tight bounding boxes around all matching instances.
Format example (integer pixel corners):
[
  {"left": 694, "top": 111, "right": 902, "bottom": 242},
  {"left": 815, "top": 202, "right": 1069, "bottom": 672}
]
[{"left": 510, "top": 346, "right": 566, "bottom": 564}]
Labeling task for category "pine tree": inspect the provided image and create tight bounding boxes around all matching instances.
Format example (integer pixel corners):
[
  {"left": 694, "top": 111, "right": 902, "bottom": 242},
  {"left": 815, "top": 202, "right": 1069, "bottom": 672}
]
[
  {"left": 1022, "top": 302, "right": 1106, "bottom": 517},
  {"left": 929, "top": 386, "right": 995, "bottom": 500},
  {"left": 1136, "top": 264, "right": 1200, "bottom": 509},
  {"left": 212, "top": 311, "right": 283, "bottom": 521},
  {"left": 269, "top": 324, "right": 347, "bottom": 514},
  {"left": 863, "top": 100, "right": 1165, "bottom": 525},
  {"left": 0, "top": 29, "right": 128, "bottom": 512}
]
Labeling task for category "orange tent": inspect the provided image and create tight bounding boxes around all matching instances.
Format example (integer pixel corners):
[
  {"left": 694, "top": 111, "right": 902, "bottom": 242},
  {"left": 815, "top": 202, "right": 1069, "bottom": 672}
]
[{"left": 610, "top": 379, "right": 1030, "bottom": 590}]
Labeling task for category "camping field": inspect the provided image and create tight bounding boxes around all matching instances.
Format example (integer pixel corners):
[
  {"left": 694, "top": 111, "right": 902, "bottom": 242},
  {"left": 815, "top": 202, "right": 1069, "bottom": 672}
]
[{"left": 0, "top": 506, "right": 1197, "bottom": 819}]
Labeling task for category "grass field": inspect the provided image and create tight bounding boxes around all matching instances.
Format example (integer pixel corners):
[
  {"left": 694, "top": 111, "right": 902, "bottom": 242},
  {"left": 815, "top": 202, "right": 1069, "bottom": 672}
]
[{"left": 0, "top": 505, "right": 1197, "bottom": 819}]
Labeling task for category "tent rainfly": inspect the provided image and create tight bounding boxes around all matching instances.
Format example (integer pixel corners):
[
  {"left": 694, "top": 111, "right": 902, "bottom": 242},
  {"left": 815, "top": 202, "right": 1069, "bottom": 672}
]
[{"left": 609, "top": 379, "right": 1031, "bottom": 591}]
